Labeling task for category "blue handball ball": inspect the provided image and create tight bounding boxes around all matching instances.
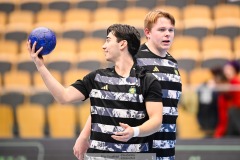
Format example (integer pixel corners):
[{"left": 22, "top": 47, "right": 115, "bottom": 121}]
[{"left": 28, "top": 27, "right": 56, "bottom": 55}]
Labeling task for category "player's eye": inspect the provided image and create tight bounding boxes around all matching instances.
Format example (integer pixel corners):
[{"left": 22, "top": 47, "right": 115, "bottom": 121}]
[{"left": 159, "top": 28, "right": 165, "bottom": 32}]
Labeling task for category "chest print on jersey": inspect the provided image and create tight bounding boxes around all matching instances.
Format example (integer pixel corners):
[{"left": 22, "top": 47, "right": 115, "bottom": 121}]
[
  {"left": 174, "top": 69, "right": 179, "bottom": 75},
  {"left": 128, "top": 86, "right": 136, "bottom": 94}
]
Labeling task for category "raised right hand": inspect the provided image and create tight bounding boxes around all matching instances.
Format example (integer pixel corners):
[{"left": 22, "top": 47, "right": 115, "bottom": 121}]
[{"left": 27, "top": 40, "right": 44, "bottom": 68}]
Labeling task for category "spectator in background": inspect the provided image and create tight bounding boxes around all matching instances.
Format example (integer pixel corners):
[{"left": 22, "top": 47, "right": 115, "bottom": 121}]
[
  {"left": 214, "top": 60, "right": 240, "bottom": 138},
  {"left": 223, "top": 60, "right": 240, "bottom": 136},
  {"left": 197, "top": 67, "right": 227, "bottom": 137}
]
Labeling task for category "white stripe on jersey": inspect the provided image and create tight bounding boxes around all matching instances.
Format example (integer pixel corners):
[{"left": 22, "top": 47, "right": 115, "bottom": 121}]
[
  {"left": 163, "top": 107, "right": 178, "bottom": 116},
  {"left": 90, "top": 89, "right": 144, "bottom": 103},
  {"left": 91, "top": 105, "right": 146, "bottom": 119},
  {"left": 152, "top": 73, "right": 181, "bottom": 83},
  {"left": 89, "top": 140, "right": 149, "bottom": 152},
  {"left": 162, "top": 89, "right": 182, "bottom": 100},
  {"left": 137, "top": 58, "right": 178, "bottom": 68},
  {"left": 153, "top": 140, "right": 176, "bottom": 149},
  {"left": 94, "top": 73, "right": 140, "bottom": 86},
  {"left": 91, "top": 123, "right": 124, "bottom": 134}
]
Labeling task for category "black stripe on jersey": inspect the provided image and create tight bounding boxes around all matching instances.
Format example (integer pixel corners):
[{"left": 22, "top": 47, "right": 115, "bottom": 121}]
[
  {"left": 91, "top": 114, "right": 149, "bottom": 127},
  {"left": 87, "top": 148, "right": 150, "bottom": 153},
  {"left": 95, "top": 73, "right": 140, "bottom": 84},
  {"left": 160, "top": 81, "right": 182, "bottom": 91},
  {"left": 90, "top": 131, "right": 151, "bottom": 144},
  {"left": 152, "top": 148, "right": 175, "bottom": 158},
  {"left": 91, "top": 98, "right": 146, "bottom": 111},
  {"left": 162, "top": 115, "right": 177, "bottom": 124},
  {"left": 153, "top": 132, "right": 176, "bottom": 140},
  {"left": 87, "top": 148, "right": 110, "bottom": 153},
  {"left": 162, "top": 98, "right": 179, "bottom": 108},
  {"left": 142, "top": 65, "right": 178, "bottom": 75},
  {"left": 94, "top": 81, "right": 141, "bottom": 93},
  {"left": 91, "top": 131, "right": 115, "bottom": 143}
]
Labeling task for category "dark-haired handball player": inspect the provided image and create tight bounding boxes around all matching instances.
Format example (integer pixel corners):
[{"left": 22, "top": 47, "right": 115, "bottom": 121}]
[
  {"left": 74, "top": 10, "right": 182, "bottom": 160},
  {"left": 27, "top": 24, "right": 163, "bottom": 160}
]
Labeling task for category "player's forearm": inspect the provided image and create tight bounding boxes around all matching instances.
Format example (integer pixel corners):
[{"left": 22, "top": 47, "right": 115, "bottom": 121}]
[
  {"left": 37, "top": 65, "right": 69, "bottom": 104},
  {"left": 138, "top": 115, "right": 162, "bottom": 137},
  {"left": 136, "top": 101, "right": 163, "bottom": 137},
  {"left": 78, "top": 116, "right": 91, "bottom": 140}
]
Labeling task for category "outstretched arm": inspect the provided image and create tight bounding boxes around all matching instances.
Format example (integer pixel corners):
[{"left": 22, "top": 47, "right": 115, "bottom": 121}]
[{"left": 27, "top": 40, "right": 85, "bottom": 103}]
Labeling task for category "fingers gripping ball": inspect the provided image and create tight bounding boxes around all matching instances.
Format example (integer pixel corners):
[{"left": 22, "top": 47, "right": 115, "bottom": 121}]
[{"left": 28, "top": 27, "right": 56, "bottom": 55}]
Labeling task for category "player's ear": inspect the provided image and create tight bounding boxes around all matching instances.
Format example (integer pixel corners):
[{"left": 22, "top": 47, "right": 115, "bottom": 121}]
[
  {"left": 120, "top": 40, "right": 127, "bottom": 49},
  {"left": 144, "top": 28, "right": 150, "bottom": 39}
]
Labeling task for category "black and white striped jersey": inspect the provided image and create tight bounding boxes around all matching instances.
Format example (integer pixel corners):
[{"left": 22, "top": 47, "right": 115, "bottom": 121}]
[
  {"left": 72, "top": 65, "right": 162, "bottom": 153},
  {"left": 135, "top": 44, "right": 182, "bottom": 160}
]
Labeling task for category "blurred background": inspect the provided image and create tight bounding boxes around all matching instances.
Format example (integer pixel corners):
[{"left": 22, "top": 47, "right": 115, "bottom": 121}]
[{"left": 0, "top": 0, "right": 240, "bottom": 160}]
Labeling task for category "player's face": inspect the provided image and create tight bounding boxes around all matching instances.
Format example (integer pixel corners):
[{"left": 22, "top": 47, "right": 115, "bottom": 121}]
[
  {"left": 145, "top": 17, "right": 174, "bottom": 53},
  {"left": 102, "top": 32, "right": 121, "bottom": 62},
  {"left": 223, "top": 64, "right": 237, "bottom": 80}
]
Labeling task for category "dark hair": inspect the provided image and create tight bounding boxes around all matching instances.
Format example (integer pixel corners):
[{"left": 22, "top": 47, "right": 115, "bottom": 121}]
[
  {"left": 211, "top": 67, "right": 227, "bottom": 82},
  {"left": 107, "top": 24, "right": 141, "bottom": 57},
  {"left": 226, "top": 60, "right": 240, "bottom": 73}
]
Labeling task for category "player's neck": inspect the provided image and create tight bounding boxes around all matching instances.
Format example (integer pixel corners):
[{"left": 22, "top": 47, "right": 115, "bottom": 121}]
[
  {"left": 145, "top": 42, "right": 167, "bottom": 57},
  {"left": 114, "top": 56, "right": 134, "bottom": 78}
]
